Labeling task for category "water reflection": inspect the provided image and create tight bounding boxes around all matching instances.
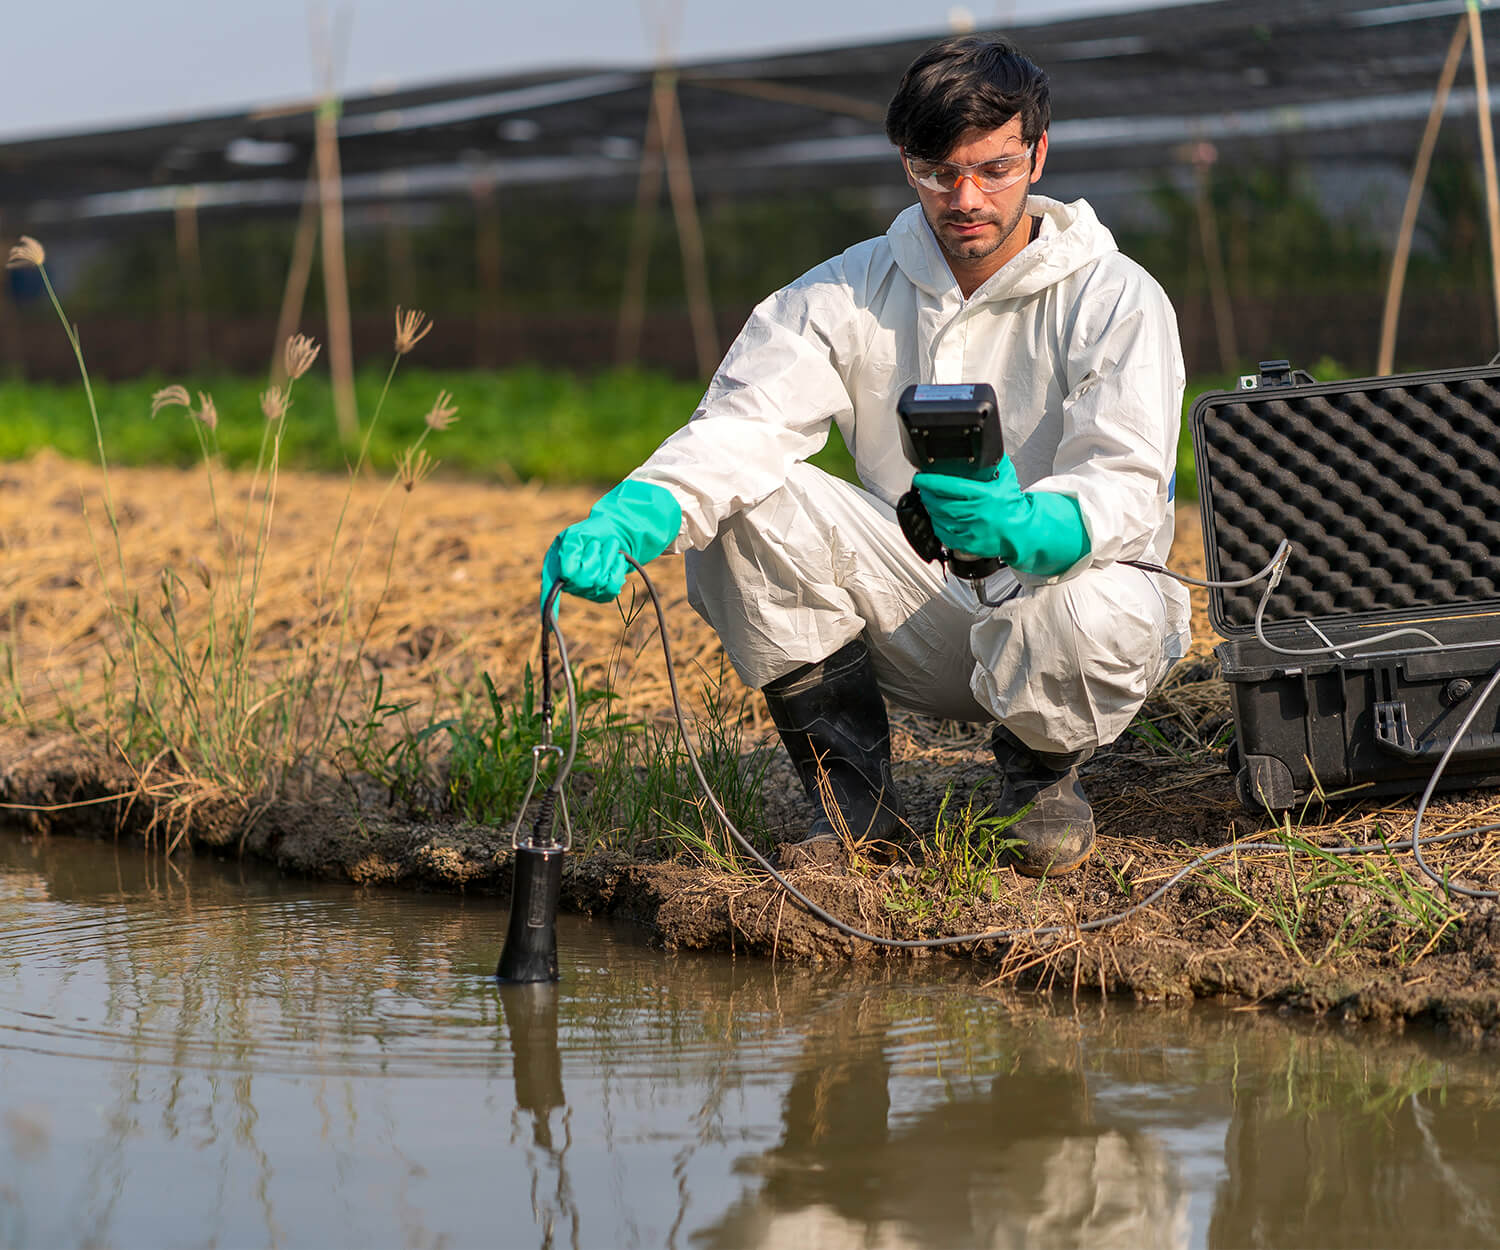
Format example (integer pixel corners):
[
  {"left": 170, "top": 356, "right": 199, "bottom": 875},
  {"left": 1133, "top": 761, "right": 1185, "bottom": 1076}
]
[
  {"left": 2, "top": 831, "right": 1499, "bottom": 1250},
  {"left": 1209, "top": 1028, "right": 1500, "bottom": 1248},
  {"left": 500, "top": 984, "right": 578, "bottom": 1248},
  {"left": 692, "top": 988, "right": 1187, "bottom": 1250}
]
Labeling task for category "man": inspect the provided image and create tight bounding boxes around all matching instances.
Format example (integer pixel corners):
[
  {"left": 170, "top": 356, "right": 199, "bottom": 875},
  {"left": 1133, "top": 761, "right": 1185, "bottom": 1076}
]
[{"left": 541, "top": 35, "right": 1190, "bottom": 877}]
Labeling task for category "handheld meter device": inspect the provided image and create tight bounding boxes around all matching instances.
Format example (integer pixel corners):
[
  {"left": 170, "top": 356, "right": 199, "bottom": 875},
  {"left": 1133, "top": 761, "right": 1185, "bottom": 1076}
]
[{"left": 895, "top": 382, "right": 1005, "bottom": 581}]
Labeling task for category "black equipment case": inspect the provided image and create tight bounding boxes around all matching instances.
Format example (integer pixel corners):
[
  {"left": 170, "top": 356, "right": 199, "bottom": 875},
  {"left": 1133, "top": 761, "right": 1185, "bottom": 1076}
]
[{"left": 1190, "top": 360, "right": 1500, "bottom": 813}]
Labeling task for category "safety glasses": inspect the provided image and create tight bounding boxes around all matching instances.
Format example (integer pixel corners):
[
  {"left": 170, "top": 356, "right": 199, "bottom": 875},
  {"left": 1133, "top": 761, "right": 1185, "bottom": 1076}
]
[{"left": 902, "top": 144, "right": 1036, "bottom": 194}]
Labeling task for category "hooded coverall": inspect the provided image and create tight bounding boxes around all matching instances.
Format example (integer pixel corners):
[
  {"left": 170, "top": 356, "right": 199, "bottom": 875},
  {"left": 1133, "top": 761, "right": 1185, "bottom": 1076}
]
[{"left": 629, "top": 195, "right": 1190, "bottom": 755}]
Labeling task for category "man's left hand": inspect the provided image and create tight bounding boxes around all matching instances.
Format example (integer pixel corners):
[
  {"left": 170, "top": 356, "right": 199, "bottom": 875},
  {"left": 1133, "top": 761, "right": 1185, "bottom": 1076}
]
[{"left": 913, "top": 456, "right": 1090, "bottom": 577}]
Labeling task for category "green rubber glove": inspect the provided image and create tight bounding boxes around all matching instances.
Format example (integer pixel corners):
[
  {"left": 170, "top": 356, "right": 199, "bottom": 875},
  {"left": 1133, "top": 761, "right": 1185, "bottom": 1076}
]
[
  {"left": 540, "top": 479, "right": 682, "bottom": 608},
  {"left": 913, "top": 456, "right": 1090, "bottom": 577}
]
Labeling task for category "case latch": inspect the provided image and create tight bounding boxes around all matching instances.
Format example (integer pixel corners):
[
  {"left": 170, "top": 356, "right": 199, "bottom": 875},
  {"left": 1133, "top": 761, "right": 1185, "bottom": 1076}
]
[
  {"left": 1237, "top": 360, "right": 1318, "bottom": 391},
  {"left": 1374, "top": 699, "right": 1415, "bottom": 754}
]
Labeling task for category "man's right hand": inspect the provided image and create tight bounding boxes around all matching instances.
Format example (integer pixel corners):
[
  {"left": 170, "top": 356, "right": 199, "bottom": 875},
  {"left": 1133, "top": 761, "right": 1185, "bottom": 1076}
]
[{"left": 539, "top": 478, "right": 683, "bottom": 611}]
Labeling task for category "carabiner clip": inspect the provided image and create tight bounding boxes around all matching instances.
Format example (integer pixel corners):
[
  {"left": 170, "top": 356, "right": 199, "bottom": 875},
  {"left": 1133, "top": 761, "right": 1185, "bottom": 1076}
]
[{"left": 510, "top": 742, "right": 573, "bottom": 850}]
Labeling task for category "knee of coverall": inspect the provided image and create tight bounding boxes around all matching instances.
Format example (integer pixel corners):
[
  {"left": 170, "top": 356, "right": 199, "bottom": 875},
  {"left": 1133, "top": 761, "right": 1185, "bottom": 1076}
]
[{"left": 970, "top": 563, "right": 1187, "bottom": 756}]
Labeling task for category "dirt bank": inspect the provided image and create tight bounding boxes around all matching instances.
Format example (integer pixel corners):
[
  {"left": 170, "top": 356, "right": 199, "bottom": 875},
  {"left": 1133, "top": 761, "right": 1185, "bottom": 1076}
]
[{"left": 2, "top": 456, "right": 1498, "bottom": 1044}]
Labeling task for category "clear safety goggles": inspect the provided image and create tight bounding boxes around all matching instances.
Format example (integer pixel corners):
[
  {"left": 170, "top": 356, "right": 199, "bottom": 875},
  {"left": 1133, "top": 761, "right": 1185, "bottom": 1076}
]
[{"left": 902, "top": 144, "right": 1036, "bottom": 194}]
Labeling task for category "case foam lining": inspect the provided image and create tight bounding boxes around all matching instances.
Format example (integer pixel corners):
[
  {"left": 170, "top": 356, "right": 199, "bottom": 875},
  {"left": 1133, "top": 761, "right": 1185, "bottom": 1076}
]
[{"left": 1197, "top": 374, "right": 1500, "bottom": 631}]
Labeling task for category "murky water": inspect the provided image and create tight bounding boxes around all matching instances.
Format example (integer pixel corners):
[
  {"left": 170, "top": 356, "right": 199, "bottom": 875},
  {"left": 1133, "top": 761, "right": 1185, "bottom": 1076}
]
[{"left": 2, "top": 833, "right": 1499, "bottom": 1250}]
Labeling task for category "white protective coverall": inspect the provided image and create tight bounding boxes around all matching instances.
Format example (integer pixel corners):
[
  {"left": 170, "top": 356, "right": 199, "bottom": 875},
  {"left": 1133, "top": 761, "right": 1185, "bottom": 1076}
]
[{"left": 630, "top": 194, "right": 1191, "bottom": 754}]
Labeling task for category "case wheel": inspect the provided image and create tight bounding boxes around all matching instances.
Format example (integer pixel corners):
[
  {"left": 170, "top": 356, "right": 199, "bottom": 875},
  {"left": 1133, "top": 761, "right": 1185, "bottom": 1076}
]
[{"left": 1235, "top": 754, "right": 1296, "bottom": 813}]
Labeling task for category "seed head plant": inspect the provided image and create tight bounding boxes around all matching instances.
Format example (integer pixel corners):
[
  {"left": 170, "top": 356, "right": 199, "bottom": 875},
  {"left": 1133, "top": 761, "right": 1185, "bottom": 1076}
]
[
  {"left": 393, "top": 306, "right": 432, "bottom": 356},
  {"left": 10, "top": 234, "right": 453, "bottom": 835},
  {"left": 423, "top": 390, "right": 459, "bottom": 432},
  {"left": 396, "top": 446, "right": 438, "bottom": 491},
  {"left": 259, "top": 384, "right": 290, "bottom": 421},
  {"left": 150, "top": 385, "right": 192, "bottom": 418},
  {"left": 5, "top": 236, "right": 44, "bottom": 268},
  {"left": 284, "top": 334, "right": 321, "bottom": 380}
]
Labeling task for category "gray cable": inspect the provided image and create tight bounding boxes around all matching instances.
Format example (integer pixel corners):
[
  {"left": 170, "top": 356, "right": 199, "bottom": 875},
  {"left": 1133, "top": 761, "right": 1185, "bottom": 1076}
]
[
  {"left": 523, "top": 554, "right": 1491, "bottom": 951},
  {"left": 1409, "top": 659, "right": 1500, "bottom": 900},
  {"left": 1135, "top": 540, "right": 1444, "bottom": 658}
]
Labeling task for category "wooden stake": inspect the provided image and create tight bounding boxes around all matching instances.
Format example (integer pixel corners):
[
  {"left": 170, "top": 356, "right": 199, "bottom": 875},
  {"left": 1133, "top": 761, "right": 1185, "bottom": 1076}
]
[
  {"left": 1378, "top": 15, "right": 1468, "bottom": 375},
  {"left": 1190, "top": 144, "right": 1238, "bottom": 373},
  {"left": 315, "top": 94, "right": 358, "bottom": 444},
  {"left": 655, "top": 71, "right": 719, "bottom": 379},
  {"left": 174, "top": 187, "right": 209, "bottom": 368},
  {"left": 1468, "top": 0, "right": 1500, "bottom": 346},
  {"left": 271, "top": 161, "right": 320, "bottom": 385},
  {"left": 615, "top": 83, "right": 666, "bottom": 367}
]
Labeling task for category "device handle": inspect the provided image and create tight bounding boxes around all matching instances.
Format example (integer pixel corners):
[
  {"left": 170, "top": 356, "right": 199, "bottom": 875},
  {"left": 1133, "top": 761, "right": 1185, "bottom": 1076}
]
[{"left": 1374, "top": 699, "right": 1500, "bottom": 761}]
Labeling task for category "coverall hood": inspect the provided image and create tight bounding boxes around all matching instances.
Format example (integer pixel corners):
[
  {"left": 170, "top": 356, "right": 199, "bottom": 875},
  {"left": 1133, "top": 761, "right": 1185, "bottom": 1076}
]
[{"left": 887, "top": 197, "right": 1119, "bottom": 303}]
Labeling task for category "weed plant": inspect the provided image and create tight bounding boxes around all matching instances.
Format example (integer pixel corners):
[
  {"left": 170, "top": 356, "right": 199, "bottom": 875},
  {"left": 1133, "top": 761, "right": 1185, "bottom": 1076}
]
[
  {"left": 886, "top": 786, "right": 1025, "bottom": 922},
  {"left": 428, "top": 612, "right": 773, "bottom": 861},
  {"left": 5, "top": 235, "right": 455, "bottom": 828},
  {"left": 1199, "top": 821, "right": 1462, "bottom": 967}
]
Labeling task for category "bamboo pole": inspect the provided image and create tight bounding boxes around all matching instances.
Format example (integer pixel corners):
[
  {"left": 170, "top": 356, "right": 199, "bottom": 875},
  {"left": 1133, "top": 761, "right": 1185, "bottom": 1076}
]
[
  {"left": 271, "top": 161, "right": 322, "bottom": 386},
  {"left": 174, "top": 187, "right": 209, "bottom": 368},
  {"left": 1378, "top": 15, "right": 1468, "bottom": 375},
  {"left": 655, "top": 71, "right": 719, "bottom": 378},
  {"left": 1190, "top": 142, "right": 1238, "bottom": 374},
  {"left": 615, "top": 84, "right": 666, "bottom": 367},
  {"left": 1468, "top": 0, "right": 1500, "bottom": 346},
  {"left": 314, "top": 94, "right": 358, "bottom": 444}
]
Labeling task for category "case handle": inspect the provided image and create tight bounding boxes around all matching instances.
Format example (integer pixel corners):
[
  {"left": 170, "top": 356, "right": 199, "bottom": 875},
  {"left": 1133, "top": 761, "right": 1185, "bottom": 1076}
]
[{"left": 1374, "top": 700, "right": 1500, "bottom": 761}]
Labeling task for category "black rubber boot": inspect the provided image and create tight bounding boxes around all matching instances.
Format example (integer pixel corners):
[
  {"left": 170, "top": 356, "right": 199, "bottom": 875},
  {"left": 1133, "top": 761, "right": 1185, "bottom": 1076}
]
[
  {"left": 763, "top": 638, "right": 906, "bottom": 861},
  {"left": 990, "top": 725, "right": 1095, "bottom": 877}
]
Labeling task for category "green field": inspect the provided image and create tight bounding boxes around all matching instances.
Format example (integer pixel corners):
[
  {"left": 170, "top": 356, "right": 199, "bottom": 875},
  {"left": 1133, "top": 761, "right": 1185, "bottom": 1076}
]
[{"left": 0, "top": 365, "right": 1234, "bottom": 499}]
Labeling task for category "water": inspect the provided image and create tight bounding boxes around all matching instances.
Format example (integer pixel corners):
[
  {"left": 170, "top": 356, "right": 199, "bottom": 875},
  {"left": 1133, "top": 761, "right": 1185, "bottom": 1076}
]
[{"left": 2, "top": 832, "right": 1499, "bottom": 1250}]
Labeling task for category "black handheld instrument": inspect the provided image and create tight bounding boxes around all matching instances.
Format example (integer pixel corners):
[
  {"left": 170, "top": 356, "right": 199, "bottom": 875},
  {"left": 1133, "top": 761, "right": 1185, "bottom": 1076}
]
[{"left": 894, "top": 382, "right": 1005, "bottom": 581}]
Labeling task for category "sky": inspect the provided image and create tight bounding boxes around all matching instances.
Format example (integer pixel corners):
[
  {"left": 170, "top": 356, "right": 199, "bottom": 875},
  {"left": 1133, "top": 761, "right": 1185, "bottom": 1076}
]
[{"left": 1, "top": 0, "right": 1181, "bottom": 142}]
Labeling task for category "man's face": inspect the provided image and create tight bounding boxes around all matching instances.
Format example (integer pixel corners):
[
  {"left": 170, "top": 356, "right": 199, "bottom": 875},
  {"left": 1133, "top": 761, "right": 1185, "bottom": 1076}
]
[{"left": 904, "top": 118, "right": 1048, "bottom": 287}]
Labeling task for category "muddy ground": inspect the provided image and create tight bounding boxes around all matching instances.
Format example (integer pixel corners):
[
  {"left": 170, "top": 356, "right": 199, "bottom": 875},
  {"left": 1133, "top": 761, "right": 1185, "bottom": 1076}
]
[{"left": 2, "top": 454, "right": 1498, "bottom": 1044}]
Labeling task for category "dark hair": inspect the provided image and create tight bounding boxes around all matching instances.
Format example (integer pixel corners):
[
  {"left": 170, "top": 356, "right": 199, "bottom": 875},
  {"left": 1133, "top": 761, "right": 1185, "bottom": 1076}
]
[{"left": 884, "top": 35, "right": 1051, "bottom": 160}]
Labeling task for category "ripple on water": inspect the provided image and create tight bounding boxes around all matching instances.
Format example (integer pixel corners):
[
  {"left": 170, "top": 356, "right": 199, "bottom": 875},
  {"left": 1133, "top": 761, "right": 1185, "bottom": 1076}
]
[{"left": 0, "top": 873, "right": 833, "bottom": 1084}]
